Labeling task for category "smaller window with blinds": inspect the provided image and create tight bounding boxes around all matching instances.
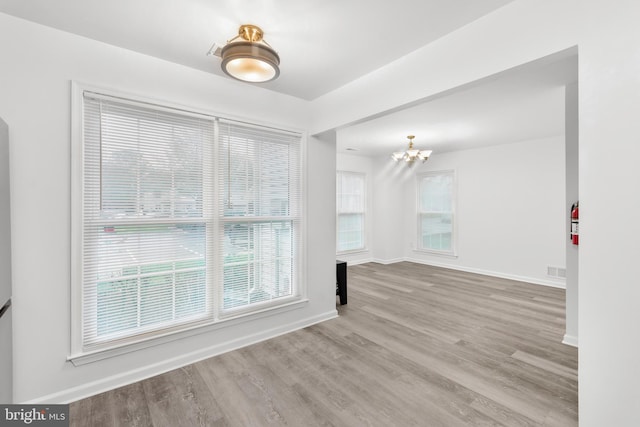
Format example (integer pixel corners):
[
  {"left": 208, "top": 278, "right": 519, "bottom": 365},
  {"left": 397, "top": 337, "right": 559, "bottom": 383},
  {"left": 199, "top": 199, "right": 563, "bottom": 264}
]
[
  {"left": 336, "top": 171, "right": 366, "bottom": 252},
  {"left": 218, "top": 120, "right": 300, "bottom": 313},
  {"left": 417, "top": 170, "right": 456, "bottom": 254}
]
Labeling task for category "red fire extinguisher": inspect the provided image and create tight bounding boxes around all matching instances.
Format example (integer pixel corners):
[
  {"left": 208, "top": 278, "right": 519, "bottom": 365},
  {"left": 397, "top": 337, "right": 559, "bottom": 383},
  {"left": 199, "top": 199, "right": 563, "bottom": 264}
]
[{"left": 570, "top": 202, "right": 579, "bottom": 245}]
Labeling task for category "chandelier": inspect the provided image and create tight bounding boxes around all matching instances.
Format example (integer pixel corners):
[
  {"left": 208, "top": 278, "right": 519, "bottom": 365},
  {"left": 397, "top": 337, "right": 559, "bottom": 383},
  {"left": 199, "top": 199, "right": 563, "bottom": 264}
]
[
  {"left": 213, "top": 24, "right": 280, "bottom": 83},
  {"left": 391, "top": 135, "right": 432, "bottom": 165}
]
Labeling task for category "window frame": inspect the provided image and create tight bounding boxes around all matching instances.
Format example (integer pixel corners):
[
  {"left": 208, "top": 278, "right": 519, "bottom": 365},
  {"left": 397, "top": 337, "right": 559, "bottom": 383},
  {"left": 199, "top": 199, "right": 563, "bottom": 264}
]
[
  {"left": 217, "top": 119, "right": 303, "bottom": 318},
  {"left": 70, "top": 82, "right": 307, "bottom": 364},
  {"left": 416, "top": 170, "right": 457, "bottom": 256},
  {"left": 336, "top": 170, "right": 367, "bottom": 254}
]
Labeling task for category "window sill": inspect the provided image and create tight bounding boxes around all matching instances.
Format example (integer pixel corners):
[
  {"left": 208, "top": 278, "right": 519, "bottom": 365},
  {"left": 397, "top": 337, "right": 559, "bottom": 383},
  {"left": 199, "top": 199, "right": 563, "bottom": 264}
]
[
  {"left": 68, "top": 298, "right": 308, "bottom": 366},
  {"left": 336, "top": 248, "right": 368, "bottom": 256},
  {"left": 412, "top": 248, "right": 458, "bottom": 258}
]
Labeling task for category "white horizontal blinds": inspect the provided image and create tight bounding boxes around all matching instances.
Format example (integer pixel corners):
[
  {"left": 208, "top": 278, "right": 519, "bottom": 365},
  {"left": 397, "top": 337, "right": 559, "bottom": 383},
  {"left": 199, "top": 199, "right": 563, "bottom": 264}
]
[
  {"left": 418, "top": 172, "right": 453, "bottom": 251},
  {"left": 218, "top": 120, "right": 300, "bottom": 311},
  {"left": 82, "top": 94, "right": 214, "bottom": 347},
  {"left": 336, "top": 172, "right": 365, "bottom": 251}
]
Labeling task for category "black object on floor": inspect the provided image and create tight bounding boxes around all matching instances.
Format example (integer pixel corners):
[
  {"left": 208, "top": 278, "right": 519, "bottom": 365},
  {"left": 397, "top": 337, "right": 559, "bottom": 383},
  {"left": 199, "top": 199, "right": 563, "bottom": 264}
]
[{"left": 336, "top": 260, "right": 347, "bottom": 305}]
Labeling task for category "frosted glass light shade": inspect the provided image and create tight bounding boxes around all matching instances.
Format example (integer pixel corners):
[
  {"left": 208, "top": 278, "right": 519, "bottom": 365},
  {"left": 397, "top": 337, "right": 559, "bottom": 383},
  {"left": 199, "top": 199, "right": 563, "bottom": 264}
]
[
  {"left": 221, "top": 42, "right": 280, "bottom": 83},
  {"left": 418, "top": 150, "right": 433, "bottom": 160},
  {"left": 391, "top": 152, "right": 405, "bottom": 161}
]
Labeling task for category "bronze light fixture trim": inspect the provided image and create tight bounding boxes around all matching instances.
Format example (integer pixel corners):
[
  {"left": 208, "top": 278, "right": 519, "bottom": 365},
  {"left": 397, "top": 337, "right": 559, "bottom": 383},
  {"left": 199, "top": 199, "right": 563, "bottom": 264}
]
[{"left": 215, "top": 24, "right": 280, "bottom": 83}]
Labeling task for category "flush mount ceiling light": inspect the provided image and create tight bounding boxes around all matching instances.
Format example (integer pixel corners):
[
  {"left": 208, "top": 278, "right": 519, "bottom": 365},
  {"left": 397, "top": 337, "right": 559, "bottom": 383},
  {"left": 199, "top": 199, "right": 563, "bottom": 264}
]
[
  {"left": 213, "top": 24, "right": 280, "bottom": 83},
  {"left": 391, "top": 135, "right": 432, "bottom": 166}
]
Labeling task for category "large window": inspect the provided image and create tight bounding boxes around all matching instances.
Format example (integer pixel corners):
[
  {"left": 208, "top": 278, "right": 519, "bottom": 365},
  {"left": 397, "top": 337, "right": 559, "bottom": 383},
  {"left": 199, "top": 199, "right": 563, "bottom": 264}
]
[
  {"left": 336, "top": 171, "right": 366, "bottom": 252},
  {"left": 73, "top": 89, "right": 302, "bottom": 354},
  {"left": 417, "top": 171, "right": 455, "bottom": 254}
]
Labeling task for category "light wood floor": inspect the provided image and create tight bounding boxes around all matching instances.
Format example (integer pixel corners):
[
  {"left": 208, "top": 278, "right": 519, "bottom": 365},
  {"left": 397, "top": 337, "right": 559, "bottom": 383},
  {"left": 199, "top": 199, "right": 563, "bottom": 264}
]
[{"left": 70, "top": 262, "right": 578, "bottom": 426}]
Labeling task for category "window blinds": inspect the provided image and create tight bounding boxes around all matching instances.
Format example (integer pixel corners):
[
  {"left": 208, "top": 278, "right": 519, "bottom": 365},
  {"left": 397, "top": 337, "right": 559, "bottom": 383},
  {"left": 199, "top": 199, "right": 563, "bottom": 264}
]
[
  {"left": 418, "top": 172, "right": 454, "bottom": 252},
  {"left": 336, "top": 171, "right": 365, "bottom": 252},
  {"left": 80, "top": 93, "right": 301, "bottom": 350},
  {"left": 218, "top": 120, "right": 300, "bottom": 311},
  {"left": 82, "top": 94, "right": 215, "bottom": 346}
]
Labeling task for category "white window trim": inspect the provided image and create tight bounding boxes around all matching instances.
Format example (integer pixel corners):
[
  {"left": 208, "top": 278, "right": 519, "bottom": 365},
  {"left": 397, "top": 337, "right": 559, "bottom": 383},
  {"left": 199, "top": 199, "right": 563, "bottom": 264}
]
[
  {"left": 415, "top": 170, "right": 457, "bottom": 257},
  {"left": 337, "top": 247, "right": 369, "bottom": 256},
  {"left": 70, "top": 81, "right": 307, "bottom": 363},
  {"left": 68, "top": 299, "right": 308, "bottom": 366},
  {"left": 336, "top": 171, "right": 367, "bottom": 254}
]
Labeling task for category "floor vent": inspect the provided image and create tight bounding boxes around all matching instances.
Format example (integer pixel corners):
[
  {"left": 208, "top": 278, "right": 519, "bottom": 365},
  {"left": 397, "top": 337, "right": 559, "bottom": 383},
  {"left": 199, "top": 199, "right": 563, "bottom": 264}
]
[{"left": 547, "top": 266, "right": 567, "bottom": 278}]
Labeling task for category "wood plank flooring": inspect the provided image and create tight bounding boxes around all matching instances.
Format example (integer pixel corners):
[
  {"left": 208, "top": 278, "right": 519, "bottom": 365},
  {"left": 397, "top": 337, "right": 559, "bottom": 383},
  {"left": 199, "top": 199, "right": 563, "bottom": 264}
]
[{"left": 70, "top": 262, "right": 578, "bottom": 426}]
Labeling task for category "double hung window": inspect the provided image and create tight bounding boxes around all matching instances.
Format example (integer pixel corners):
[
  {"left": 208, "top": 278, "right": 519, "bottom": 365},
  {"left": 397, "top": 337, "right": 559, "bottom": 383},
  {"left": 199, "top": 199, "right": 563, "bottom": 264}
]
[
  {"left": 219, "top": 121, "right": 301, "bottom": 310},
  {"left": 417, "top": 171, "right": 455, "bottom": 254},
  {"left": 73, "top": 90, "right": 302, "bottom": 354},
  {"left": 336, "top": 171, "right": 366, "bottom": 252}
]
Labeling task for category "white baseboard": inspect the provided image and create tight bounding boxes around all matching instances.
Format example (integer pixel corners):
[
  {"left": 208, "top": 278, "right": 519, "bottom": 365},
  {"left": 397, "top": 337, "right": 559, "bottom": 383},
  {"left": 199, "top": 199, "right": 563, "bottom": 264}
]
[
  {"left": 26, "top": 310, "right": 338, "bottom": 404},
  {"left": 562, "top": 334, "right": 579, "bottom": 347},
  {"left": 371, "top": 257, "right": 405, "bottom": 265},
  {"left": 404, "top": 257, "right": 566, "bottom": 289},
  {"left": 342, "top": 258, "right": 373, "bottom": 266}
]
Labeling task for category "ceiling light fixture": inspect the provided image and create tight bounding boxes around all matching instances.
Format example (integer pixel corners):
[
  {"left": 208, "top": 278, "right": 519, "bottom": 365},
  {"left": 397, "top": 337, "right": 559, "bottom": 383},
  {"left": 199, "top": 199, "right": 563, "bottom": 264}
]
[
  {"left": 391, "top": 135, "right": 432, "bottom": 165},
  {"left": 217, "top": 24, "right": 280, "bottom": 83}
]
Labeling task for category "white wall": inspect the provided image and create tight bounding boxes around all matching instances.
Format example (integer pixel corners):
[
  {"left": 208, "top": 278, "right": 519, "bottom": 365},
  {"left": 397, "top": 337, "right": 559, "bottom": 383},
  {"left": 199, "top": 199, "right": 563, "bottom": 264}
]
[
  {"left": 579, "top": 2, "right": 640, "bottom": 425},
  {"left": 0, "top": 117, "right": 12, "bottom": 404},
  {"left": 0, "top": 118, "right": 10, "bottom": 305},
  {"left": 404, "top": 136, "right": 566, "bottom": 286},
  {"left": 351, "top": 136, "right": 566, "bottom": 287},
  {"left": 307, "top": 131, "right": 340, "bottom": 323},
  {"left": 370, "top": 156, "right": 406, "bottom": 263},
  {"left": 564, "top": 82, "right": 579, "bottom": 346},
  {"left": 0, "top": 13, "right": 336, "bottom": 403},
  {"left": 336, "top": 153, "right": 374, "bottom": 264}
]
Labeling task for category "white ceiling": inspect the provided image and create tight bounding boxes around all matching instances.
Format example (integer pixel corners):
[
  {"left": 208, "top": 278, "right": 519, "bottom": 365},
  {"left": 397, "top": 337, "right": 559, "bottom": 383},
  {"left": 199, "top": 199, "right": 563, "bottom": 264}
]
[
  {"left": 337, "top": 52, "right": 577, "bottom": 157},
  {"left": 0, "top": 0, "right": 515, "bottom": 100},
  {"left": 0, "top": 0, "right": 577, "bottom": 156}
]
